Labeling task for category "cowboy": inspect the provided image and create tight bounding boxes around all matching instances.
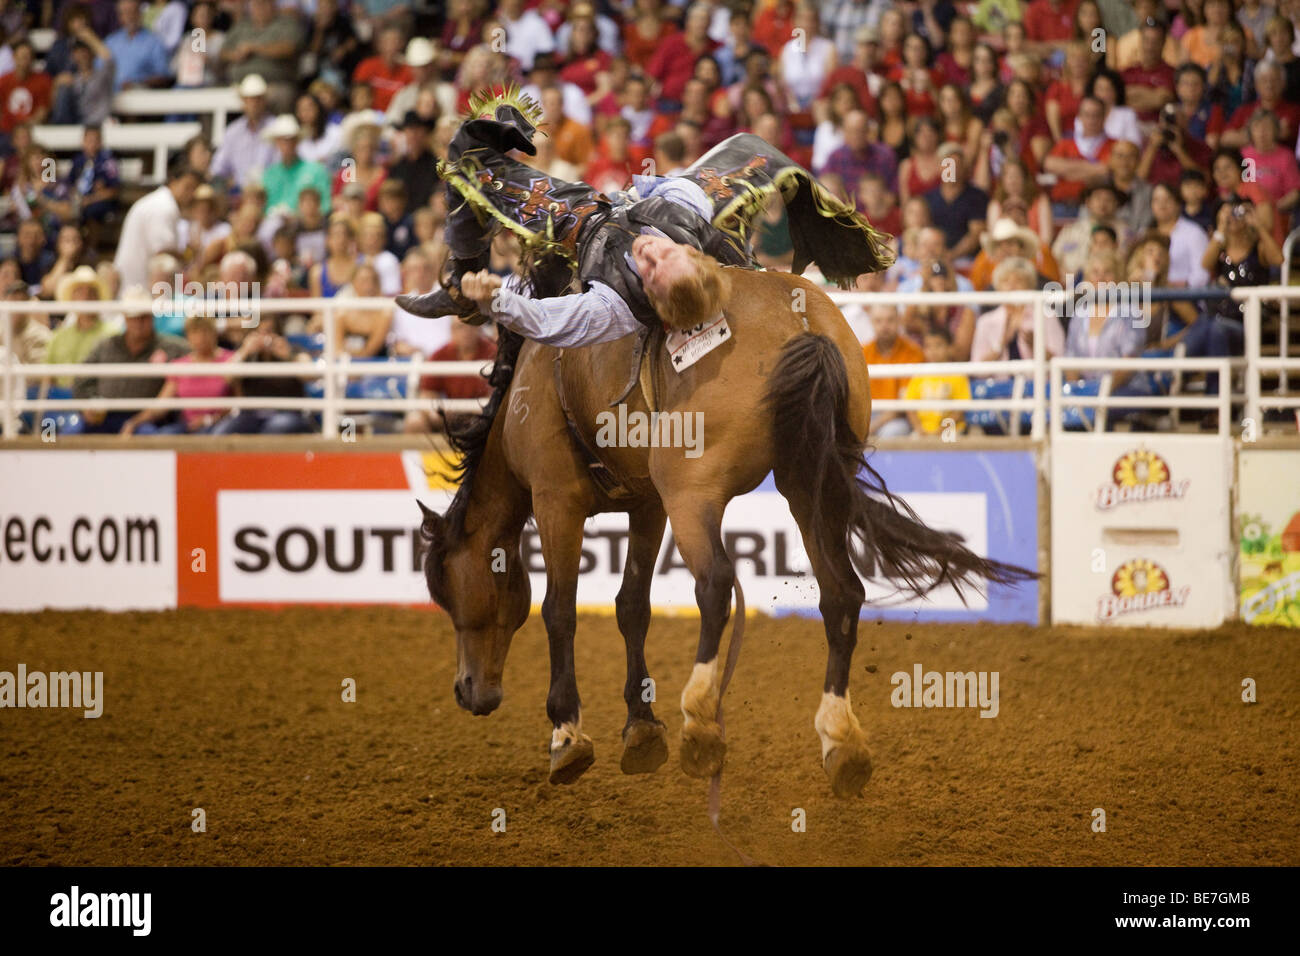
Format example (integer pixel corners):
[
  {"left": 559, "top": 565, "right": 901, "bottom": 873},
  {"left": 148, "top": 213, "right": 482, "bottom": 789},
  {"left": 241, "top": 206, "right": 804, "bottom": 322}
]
[{"left": 457, "top": 230, "right": 731, "bottom": 348}]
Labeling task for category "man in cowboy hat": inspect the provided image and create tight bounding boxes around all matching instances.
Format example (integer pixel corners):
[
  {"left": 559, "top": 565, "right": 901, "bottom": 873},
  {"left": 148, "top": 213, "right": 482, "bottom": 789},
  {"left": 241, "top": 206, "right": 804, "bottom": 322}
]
[
  {"left": 262, "top": 114, "right": 332, "bottom": 216},
  {"left": 1051, "top": 181, "right": 1134, "bottom": 278},
  {"left": 970, "top": 218, "right": 1044, "bottom": 290},
  {"left": 384, "top": 37, "right": 440, "bottom": 127},
  {"left": 211, "top": 74, "right": 277, "bottom": 190},
  {"left": 44, "top": 265, "right": 113, "bottom": 385},
  {"left": 74, "top": 286, "right": 189, "bottom": 433}
]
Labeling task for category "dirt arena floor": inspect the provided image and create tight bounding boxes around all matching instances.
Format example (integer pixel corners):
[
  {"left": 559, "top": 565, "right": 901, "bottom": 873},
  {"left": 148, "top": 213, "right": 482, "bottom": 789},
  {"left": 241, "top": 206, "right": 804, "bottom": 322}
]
[{"left": 1, "top": 607, "right": 1296, "bottom": 866}]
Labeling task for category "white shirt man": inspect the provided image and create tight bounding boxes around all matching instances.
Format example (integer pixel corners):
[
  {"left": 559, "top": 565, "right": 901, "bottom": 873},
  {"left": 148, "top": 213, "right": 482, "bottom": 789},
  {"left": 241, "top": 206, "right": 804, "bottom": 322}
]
[{"left": 113, "top": 169, "right": 198, "bottom": 289}]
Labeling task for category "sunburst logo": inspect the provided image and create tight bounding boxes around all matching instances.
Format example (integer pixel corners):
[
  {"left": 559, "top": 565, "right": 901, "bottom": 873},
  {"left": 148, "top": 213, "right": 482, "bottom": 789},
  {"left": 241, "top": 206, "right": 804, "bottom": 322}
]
[
  {"left": 1096, "top": 449, "right": 1189, "bottom": 509},
  {"left": 1098, "top": 559, "right": 1190, "bottom": 619}
]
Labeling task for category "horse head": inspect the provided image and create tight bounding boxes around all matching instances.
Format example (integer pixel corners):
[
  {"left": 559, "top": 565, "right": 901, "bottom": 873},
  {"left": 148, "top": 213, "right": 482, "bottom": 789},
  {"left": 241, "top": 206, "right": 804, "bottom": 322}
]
[{"left": 418, "top": 499, "right": 531, "bottom": 716}]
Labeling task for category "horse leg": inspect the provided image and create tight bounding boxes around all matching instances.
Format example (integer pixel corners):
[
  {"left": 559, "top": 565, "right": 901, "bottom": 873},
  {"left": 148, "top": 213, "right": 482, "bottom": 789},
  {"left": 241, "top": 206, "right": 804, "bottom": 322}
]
[
  {"left": 535, "top": 499, "right": 595, "bottom": 785},
  {"left": 617, "top": 502, "right": 670, "bottom": 774},
  {"left": 663, "top": 497, "right": 733, "bottom": 779},
  {"left": 774, "top": 471, "right": 874, "bottom": 798}
]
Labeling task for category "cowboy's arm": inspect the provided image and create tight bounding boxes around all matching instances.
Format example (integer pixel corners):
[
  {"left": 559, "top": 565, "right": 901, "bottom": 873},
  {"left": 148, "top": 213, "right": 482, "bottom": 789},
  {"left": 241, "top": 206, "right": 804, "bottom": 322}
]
[{"left": 464, "top": 272, "right": 642, "bottom": 348}]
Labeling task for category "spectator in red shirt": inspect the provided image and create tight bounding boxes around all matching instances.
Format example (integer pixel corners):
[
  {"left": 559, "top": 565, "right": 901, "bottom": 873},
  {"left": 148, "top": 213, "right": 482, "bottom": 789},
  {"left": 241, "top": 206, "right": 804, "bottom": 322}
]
[
  {"left": 624, "top": 0, "right": 678, "bottom": 67},
  {"left": 408, "top": 321, "right": 498, "bottom": 434},
  {"left": 1045, "top": 42, "right": 1093, "bottom": 142},
  {"left": 1138, "top": 96, "right": 1214, "bottom": 191},
  {"left": 753, "top": 0, "right": 796, "bottom": 57},
  {"left": 585, "top": 115, "right": 636, "bottom": 193},
  {"left": 646, "top": 2, "right": 717, "bottom": 105},
  {"left": 1023, "top": 0, "right": 1080, "bottom": 56},
  {"left": 818, "top": 24, "right": 879, "bottom": 117},
  {"left": 1122, "top": 15, "right": 1176, "bottom": 122},
  {"left": 1221, "top": 61, "right": 1300, "bottom": 151},
  {"left": 1044, "top": 96, "right": 1114, "bottom": 206},
  {"left": 0, "top": 41, "right": 52, "bottom": 133},
  {"left": 352, "top": 25, "right": 412, "bottom": 113}
]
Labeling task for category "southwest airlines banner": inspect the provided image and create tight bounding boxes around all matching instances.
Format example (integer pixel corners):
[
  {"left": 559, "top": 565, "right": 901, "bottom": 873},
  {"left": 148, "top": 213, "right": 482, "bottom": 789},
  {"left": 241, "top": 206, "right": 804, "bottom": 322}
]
[{"left": 2, "top": 449, "right": 1039, "bottom": 623}]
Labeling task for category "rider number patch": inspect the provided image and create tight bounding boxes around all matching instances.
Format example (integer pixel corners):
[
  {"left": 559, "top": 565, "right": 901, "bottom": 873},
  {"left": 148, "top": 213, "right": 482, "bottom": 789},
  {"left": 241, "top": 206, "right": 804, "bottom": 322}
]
[{"left": 666, "top": 314, "right": 730, "bottom": 372}]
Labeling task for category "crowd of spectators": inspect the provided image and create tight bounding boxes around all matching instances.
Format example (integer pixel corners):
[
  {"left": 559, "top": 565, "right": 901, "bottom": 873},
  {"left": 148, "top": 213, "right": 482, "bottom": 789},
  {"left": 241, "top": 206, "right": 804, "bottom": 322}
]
[{"left": 1, "top": 0, "right": 1298, "bottom": 437}]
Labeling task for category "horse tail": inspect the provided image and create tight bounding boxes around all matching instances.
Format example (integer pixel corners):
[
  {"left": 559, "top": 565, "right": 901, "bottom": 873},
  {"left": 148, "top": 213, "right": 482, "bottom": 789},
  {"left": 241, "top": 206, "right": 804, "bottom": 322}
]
[{"left": 763, "top": 332, "right": 1037, "bottom": 603}]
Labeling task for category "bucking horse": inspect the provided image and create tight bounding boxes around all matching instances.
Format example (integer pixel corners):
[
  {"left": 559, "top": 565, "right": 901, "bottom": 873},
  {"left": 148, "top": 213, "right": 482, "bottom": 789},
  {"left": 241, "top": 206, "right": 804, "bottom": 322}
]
[{"left": 401, "top": 88, "right": 1035, "bottom": 797}]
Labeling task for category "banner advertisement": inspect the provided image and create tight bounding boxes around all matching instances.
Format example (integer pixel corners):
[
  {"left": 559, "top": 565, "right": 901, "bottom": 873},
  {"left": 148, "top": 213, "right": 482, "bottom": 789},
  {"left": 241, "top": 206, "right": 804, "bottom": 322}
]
[
  {"left": 1051, "top": 435, "right": 1234, "bottom": 627},
  {"left": 4, "top": 448, "right": 1039, "bottom": 622},
  {"left": 1238, "top": 449, "right": 1300, "bottom": 627},
  {"left": 0, "top": 452, "right": 177, "bottom": 611}
]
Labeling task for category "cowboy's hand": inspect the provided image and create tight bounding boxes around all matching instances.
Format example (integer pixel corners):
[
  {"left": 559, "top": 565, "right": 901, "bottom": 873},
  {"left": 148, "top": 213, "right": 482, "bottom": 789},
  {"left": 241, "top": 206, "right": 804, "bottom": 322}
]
[{"left": 460, "top": 270, "right": 503, "bottom": 312}]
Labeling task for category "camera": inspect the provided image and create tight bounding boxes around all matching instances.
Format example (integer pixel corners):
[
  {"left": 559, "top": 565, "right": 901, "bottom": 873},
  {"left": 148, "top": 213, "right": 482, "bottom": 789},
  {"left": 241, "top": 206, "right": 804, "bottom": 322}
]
[{"left": 992, "top": 130, "right": 1010, "bottom": 149}]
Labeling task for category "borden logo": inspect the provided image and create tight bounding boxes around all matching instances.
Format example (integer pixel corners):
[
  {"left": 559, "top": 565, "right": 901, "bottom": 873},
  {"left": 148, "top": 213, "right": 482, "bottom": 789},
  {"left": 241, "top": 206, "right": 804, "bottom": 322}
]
[
  {"left": 1098, "top": 558, "right": 1190, "bottom": 620},
  {"left": 1095, "top": 448, "right": 1189, "bottom": 509}
]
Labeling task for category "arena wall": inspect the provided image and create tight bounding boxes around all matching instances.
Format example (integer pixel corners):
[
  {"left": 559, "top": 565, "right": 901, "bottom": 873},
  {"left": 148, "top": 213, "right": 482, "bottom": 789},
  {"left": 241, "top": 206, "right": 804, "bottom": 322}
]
[{"left": 2, "top": 437, "right": 1298, "bottom": 628}]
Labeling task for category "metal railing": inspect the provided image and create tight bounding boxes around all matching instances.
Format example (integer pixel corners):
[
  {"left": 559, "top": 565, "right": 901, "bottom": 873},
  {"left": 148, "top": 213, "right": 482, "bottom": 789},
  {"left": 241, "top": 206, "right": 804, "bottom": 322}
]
[{"left": 2, "top": 286, "right": 1297, "bottom": 440}]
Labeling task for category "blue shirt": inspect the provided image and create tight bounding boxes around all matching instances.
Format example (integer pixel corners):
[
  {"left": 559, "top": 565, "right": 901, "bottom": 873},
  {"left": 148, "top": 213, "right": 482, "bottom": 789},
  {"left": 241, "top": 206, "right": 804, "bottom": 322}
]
[{"left": 105, "top": 27, "right": 170, "bottom": 90}]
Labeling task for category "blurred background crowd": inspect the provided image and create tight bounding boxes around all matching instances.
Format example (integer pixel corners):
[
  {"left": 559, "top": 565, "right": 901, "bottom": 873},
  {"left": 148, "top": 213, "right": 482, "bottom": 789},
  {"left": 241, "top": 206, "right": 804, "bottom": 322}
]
[{"left": 2, "top": 0, "right": 1299, "bottom": 437}]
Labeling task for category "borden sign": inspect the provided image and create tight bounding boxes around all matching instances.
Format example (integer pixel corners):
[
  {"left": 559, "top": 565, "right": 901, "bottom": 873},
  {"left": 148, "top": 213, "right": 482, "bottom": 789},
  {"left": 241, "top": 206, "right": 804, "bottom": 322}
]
[
  {"left": 1095, "top": 448, "right": 1190, "bottom": 510},
  {"left": 1098, "top": 558, "right": 1191, "bottom": 620}
]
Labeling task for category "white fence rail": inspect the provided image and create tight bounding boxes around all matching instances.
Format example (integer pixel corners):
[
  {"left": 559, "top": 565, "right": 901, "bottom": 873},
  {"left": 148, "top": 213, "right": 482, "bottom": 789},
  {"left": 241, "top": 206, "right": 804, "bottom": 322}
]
[{"left": 2, "top": 287, "right": 1297, "bottom": 439}]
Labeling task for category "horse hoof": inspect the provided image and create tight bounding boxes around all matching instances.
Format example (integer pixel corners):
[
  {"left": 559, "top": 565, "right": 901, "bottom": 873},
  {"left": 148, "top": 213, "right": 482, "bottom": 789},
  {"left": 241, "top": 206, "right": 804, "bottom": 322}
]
[
  {"left": 824, "top": 744, "right": 873, "bottom": 798},
  {"left": 549, "top": 735, "right": 595, "bottom": 785},
  {"left": 680, "top": 722, "right": 726, "bottom": 779},
  {"left": 620, "top": 719, "right": 669, "bottom": 775}
]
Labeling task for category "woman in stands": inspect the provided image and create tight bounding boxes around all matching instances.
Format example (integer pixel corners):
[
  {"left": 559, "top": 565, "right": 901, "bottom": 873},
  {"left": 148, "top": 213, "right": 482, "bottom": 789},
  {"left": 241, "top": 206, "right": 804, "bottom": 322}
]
[
  {"left": 1206, "top": 22, "right": 1256, "bottom": 116},
  {"left": 295, "top": 92, "right": 341, "bottom": 165},
  {"left": 895, "top": 33, "right": 940, "bottom": 117},
  {"left": 332, "top": 263, "right": 391, "bottom": 359},
  {"left": 122, "top": 316, "right": 233, "bottom": 436},
  {"left": 897, "top": 116, "right": 943, "bottom": 204},
  {"left": 987, "top": 159, "right": 1055, "bottom": 247},
  {"left": 331, "top": 120, "right": 387, "bottom": 212},
  {"left": 937, "top": 83, "right": 983, "bottom": 173},
  {"left": 1003, "top": 79, "right": 1053, "bottom": 173},
  {"left": 1086, "top": 69, "right": 1142, "bottom": 147},
  {"left": 309, "top": 214, "right": 359, "bottom": 309},
  {"left": 1045, "top": 42, "right": 1097, "bottom": 143},
  {"left": 38, "top": 224, "right": 97, "bottom": 300},
  {"left": 967, "top": 43, "right": 1004, "bottom": 123},
  {"left": 935, "top": 16, "right": 977, "bottom": 86},
  {"left": 1203, "top": 197, "right": 1284, "bottom": 335},
  {"left": 1064, "top": 250, "right": 1156, "bottom": 402},
  {"left": 811, "top": 82, "right": 861, "bottom": 172},
  {"left": 1073, "top": 0, "right": 1115, "bottom": 71},
  {"left": 1263, "top": 14, "right": 1300, "bottom": 100},
  {"left": 558, "top": 7, "right": 612, "bottom": 100},
  {"left": 779, "top": 3, "right": 837, "bottom": 112},
  {"left": 875, "top": 81, "right": 911, "bottom": 160},
  {"left": 623, "top": 0, "right": 676, "bottom": 69}
]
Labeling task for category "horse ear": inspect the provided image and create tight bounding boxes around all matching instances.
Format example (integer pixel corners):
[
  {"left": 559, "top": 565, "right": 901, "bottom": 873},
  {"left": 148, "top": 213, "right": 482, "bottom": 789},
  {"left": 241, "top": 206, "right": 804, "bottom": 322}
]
[{"left": 417, "top": 499, "right": 444, "bottom": 540}]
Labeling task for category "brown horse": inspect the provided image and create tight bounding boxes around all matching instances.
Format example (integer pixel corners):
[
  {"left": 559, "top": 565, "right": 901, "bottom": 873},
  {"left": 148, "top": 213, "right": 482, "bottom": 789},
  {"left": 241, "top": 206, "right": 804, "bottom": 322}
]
[{"left": 418, "top": 267, "right": 1033, "bottom": 796}]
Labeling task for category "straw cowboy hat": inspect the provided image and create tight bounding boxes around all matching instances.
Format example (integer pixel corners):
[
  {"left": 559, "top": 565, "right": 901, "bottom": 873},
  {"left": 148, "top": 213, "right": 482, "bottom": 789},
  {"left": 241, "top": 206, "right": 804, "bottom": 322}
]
[
  {"left": 261, "top": 114, "right": 302, "bottom": 141},
  {"left": 405, "top": 38, "right": 436, "bottom": 68},
  {"left": 980, "top": 218, "right": 1040, "bottom": 258},
  {"left": 118, "top": 285, "right": 157, "bottom": 318},
  {"left": 55, "top": 264, "right": 108, "bottom": 302}
]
